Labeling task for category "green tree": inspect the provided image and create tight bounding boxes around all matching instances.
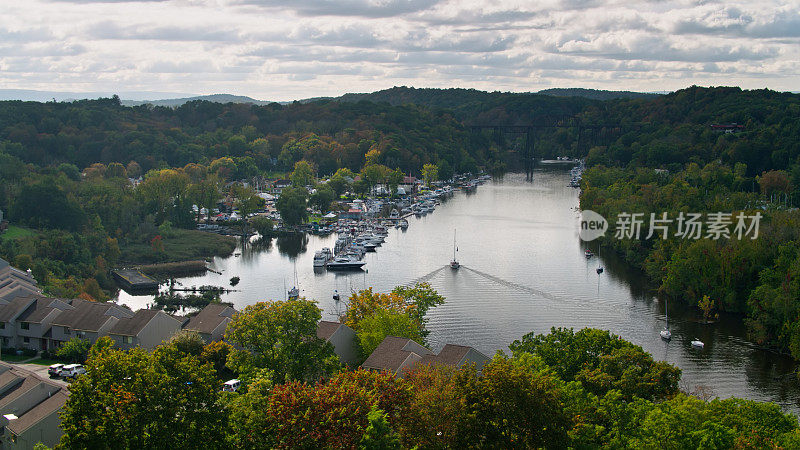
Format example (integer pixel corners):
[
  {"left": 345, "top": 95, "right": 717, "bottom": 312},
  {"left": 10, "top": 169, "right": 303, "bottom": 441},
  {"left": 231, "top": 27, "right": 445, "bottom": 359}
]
[
  {"left": 290, "top": 160, "right": 315, "bottom": 187},
  {"left": 357, "top": 309, "right": 424, "bottom": 357},
  {"left": 309, "top": 184, "right": 335, "bottom": 212},
  {"left": 55, "top": 337, "right": 90, "bottom": 363},
  {"left": 58, "top": 337, "right": 228, "bottom": 449},
  {"left": 359, "top": 406, "right": 401, "bottom": 450},
  {"left": 510, "top": 327, "right": 680, "bottom": 401},
  {"left": 250, "top": 216, "right": 275, "bottom": 238},
  {"left": 225, "top": 298, "right": 340, "bottom": 382},
  {"left": 421, "top": 163, "right": 438, "bottom": 187},
  {"left": 275, "top": 186, "right": 308, "bottom": 227}
]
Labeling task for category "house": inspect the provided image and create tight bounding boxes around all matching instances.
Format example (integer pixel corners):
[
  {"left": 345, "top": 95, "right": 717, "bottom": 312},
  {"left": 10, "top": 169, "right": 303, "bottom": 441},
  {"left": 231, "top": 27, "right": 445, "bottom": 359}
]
[
  {"left": 361, "top": 336, "right": 433, "bottom": 377},
  {"left": 108, "top": 309, "right": 183, "bottom": 350},
  {"left": 48, "top": 299, "right": 134, "bottom": 348},
  {"left": 0, "top": 258, "right": 40, "bottom": 304},
  {"left": 182, "top": 303, "right": 237, "bottom": 343},
  {"left": 316, "top": 321, "right": 358, "bottom": 366},
  {"left": 0, "top": 295, "right": 73, "bottom": 351},
  {"left": 0, "top": 362, "right": 67, "bottom": 449},
  {"left": 419, "top": 344, "right": 490, "bottom": 373}
]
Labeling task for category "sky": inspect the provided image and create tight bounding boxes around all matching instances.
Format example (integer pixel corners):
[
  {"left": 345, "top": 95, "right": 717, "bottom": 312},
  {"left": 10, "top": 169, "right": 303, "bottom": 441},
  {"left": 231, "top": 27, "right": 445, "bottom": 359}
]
[{"left": 1, "top": 0, "right": 799, "bottom": 101}]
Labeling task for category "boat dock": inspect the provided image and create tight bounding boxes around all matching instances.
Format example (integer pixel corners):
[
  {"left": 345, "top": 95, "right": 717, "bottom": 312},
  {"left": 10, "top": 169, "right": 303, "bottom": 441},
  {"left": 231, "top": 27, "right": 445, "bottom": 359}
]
[{"left": 112, "top": 269, "right": 159, "bottom": 292}]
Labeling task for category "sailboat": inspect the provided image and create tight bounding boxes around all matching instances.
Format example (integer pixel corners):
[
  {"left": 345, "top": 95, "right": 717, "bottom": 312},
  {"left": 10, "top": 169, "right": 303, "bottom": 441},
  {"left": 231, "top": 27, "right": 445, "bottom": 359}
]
[
  {"left": 596, "top": 245, "right": 604, "bottom": 274},
  {"left": 287, "top": 261, "right": 299, "bottom": 300},
  {"left": 660, "top": 296, "right": 672, "bottom": 340},
  {"left": 450, "top": 229, "right": 460, "bottom": 269}
]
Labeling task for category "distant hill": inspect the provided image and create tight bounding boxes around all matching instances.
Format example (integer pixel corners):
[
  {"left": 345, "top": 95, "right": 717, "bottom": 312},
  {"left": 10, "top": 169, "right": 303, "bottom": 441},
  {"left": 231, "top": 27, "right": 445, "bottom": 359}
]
[
  {"left": 537, "top": 88, "right": 662, "bottom": 100},
  {"left": 122, "top": 93, "right": 274, "bottom": 107},
  {"left": 0, "top": 89, "right": 194, "bottom": 102}
]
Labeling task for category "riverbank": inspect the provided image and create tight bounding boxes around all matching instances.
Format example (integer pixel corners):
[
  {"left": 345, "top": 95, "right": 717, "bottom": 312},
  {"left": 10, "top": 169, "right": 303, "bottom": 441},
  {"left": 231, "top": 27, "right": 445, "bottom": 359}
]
[{"left": 117, "top": 229, "right": 237, "bottom": 275}]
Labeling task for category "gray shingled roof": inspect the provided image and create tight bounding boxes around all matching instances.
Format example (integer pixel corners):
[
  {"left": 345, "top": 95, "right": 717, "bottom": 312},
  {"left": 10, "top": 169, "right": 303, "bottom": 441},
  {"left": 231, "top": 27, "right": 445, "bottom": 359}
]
[
  {"left": 0, "top": 258, "right": 8, "bottom": 270},
  {"left": 6, "top": 389, "right": 67, "bottom": 435},
  {"left": 184, "top": 303, "right": 235, "bottom": 334},
  {"left": 17, "top": 297, "right": 72, "bottom": 324},
  {"left": 51, "top": 299, "right": 132, "bottom": 331},
  {"left": 316, "top": 321, "right": 342, "bottom": 341},
  {"left": 0, "top": 295, "right": 36, "bottom": 322},
  {"left": 109, "top": 309, "right": 161, "bottom": 336},
  {"left": 361, "top": 336, "right": 432, "bottom": 374}
]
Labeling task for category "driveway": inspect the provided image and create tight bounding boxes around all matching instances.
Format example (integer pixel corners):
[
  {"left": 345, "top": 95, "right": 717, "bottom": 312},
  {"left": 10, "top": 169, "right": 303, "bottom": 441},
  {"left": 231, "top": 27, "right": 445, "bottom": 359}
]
[{"left": 11, "top": 362, "right": 69, "bottom": 386}]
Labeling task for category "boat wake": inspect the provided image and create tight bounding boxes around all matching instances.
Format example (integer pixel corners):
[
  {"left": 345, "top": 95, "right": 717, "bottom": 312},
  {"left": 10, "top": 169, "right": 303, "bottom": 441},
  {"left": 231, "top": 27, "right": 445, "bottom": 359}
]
[
  {"left": 460, "top": 266, "right": 565, "bottom": 303},
  {"left": 407, "top": 265, "right": 449, "bottom": 285}
]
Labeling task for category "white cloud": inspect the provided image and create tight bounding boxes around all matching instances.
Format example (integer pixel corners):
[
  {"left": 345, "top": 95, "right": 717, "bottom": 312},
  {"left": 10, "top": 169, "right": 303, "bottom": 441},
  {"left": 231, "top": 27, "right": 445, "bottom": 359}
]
[{"left": 0, "top": 0, "right": 797, "bottom": 100}]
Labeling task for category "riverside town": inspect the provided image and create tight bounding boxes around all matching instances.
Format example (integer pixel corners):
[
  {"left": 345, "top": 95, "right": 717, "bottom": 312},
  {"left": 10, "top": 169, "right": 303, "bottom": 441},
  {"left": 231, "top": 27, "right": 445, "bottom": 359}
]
[{"left": 2, "top": 0, "right": 800, "bottom": 448}]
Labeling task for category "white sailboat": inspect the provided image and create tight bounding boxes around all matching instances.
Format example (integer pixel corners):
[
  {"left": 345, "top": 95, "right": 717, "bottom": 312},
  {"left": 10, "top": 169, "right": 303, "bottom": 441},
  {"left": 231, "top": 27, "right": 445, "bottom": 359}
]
[
  {"left": 450, "top": 229, "right": 460, "bottom": 269},
  {"left": 660, "top": 296, "right": 672, "bottom": 340},
  {"left": 287, "top": 262, "right": 299, "bottom": 300}
]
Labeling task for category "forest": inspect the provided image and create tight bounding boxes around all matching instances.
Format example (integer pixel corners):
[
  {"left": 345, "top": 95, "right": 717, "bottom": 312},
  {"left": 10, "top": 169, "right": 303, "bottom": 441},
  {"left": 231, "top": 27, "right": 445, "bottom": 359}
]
[{"left": 2, "top": 85, "right": 800, "bottom": 357}]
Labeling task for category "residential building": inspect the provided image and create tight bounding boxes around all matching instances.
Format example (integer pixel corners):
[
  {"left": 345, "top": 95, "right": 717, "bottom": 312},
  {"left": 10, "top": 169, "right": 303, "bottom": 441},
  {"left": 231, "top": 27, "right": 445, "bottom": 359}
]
[
  {"left": 108, "top": 309, "right": 183, "bottom": 350},
  {"left": 316, "top": 321, "right": 358, "bottom": 366},
  {"left": 48, "top": 299, "right": 134, "bottom": 348},
  {"left": 0, "top": 295, "right": 73, "bottom": 350},
  {"left": 0, "top": 258, "right": 40, "bottom": 304},
  {"left": 182, "top": 303, "right": 237, "bottom": 343},
  {"left": 419, "top": 344, "right": 490, "bottom": 373},
  {"left": 361, "top": 336, "right": 433, "bottom": 377},
  {"left": 0, "top": 362, "right": 67, "bottom": 449}
]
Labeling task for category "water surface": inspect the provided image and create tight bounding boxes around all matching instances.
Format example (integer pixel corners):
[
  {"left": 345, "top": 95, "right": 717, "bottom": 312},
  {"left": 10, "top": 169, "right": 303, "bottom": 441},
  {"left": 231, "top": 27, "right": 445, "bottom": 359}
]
[{"left": 119, "top": 169, "right": 800, "bottom": 412}]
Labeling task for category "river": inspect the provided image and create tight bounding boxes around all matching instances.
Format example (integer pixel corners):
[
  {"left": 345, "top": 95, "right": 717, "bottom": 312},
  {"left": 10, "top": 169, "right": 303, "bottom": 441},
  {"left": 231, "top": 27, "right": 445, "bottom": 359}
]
[{"left": 119, "top": 168, "right": 800, "bottom": 413}]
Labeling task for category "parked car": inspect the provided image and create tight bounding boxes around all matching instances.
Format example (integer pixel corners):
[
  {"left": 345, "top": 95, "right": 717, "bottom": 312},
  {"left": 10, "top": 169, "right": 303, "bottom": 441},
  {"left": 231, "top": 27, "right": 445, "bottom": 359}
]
[
  {"left": 222, "top": 379, "right": 241, "bottom": 392},
  {"left": 47, "top": 363, "right": 65, "bottom": 377},
  {"left": 59, "top": 364, "right": 86, "bottom": 379}
]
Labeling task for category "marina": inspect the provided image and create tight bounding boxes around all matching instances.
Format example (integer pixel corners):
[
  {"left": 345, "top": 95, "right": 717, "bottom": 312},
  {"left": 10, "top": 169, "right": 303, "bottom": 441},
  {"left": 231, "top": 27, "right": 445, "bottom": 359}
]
[{"left": 118, "top": 168, "right": 800, "bottom": 414}]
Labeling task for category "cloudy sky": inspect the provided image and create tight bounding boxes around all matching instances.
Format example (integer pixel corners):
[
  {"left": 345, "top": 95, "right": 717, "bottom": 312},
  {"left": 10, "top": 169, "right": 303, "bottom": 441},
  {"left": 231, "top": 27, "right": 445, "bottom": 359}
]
[{"left": 1, "top": 0, "right": 798, "bottom": 101}]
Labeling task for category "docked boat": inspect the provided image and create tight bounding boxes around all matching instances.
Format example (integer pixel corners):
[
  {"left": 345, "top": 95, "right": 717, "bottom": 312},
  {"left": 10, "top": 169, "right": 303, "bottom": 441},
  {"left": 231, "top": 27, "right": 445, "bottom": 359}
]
[
  {"left": 398, "top": 219, "right": 409, "bottom": 229},
  {"left": 326, "top": 255, "right": 366, "bottom": 270},
  {"left": 313, "top": 248, "right": 333, "bottom": 267}
]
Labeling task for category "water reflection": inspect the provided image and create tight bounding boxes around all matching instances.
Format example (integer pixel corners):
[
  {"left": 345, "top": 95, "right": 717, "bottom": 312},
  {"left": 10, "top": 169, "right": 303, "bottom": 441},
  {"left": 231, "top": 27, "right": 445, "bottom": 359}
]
[{"left": 276, "top": 233, "right": 308, "bottom": 258}]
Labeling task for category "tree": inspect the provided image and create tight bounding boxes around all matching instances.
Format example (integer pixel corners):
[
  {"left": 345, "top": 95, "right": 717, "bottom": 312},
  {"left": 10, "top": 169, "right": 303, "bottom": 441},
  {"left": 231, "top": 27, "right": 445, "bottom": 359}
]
[
  {"left": 357, "top": 309, "right": 424, "bottom": 357},
  {"left": 344, "top": 284, "right": 444, "bottom": 341},
  {"left": 758, "top": 170, "right": 792, "bottom": 197},
  {"left": 136, "top": 169, "right": 191, "bottom": 225},
  {"left": 224, "top": 298, "right": 340, "bottom": 382},
  {"left": 56, "top": 337, "right": 90, "bottom": 363},
  {"left": 275, "top": 186, "right": 308, "bottom": 227},
  {"left": 386, "top": 169, "right": 405, "bottom": 196},
  {"left": 250, "top": 216, "right": 275, "bottom": 238},
  {"left": 11, "top": 181, "right": 86, "bottom": 231},
  {"left": 231, "top": 185, "right": 266, "bottom": 233},
  {"left": 509, "top": 327, "right": 680, "bottom": 401},
  {"left": 698, "top": 294, "right": 717, "bottom": 322},
  {"left": 168, "top": 330, "right": 206, "bottom": 357},
  {"left": 188, "top": 176, "right": 221, "bottom": 224},
  {"left": 359, "top": 406, "right": 401, "bottom": 450},
  {"left": 421, "top": 163, "right": 438, "bottom": 187},
  {"left": 228, "top": 369, "right": 408, "bottom": 449},
  {"left": 58, "top": 337, "right": 228, "bottom": 449},
  {"left": 309, "top": 184, "right": 335, "bottom": 212},
  {"left": 327, "top": 174, "right": 351, "bottom": 197},
  {"left": 290, "top": 160, "right": 315, "bottom": 187}
]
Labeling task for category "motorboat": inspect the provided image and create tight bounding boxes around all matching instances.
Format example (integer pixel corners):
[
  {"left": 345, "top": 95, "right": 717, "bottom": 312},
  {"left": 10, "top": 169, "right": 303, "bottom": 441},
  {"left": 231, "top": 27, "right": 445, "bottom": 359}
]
[
  {"left": 287, "top": 286, "right": 299, "bottom": 300},
  {"left": 398, "top": 219, "right": 408, "bottom": 229},
  {"left": 596, "top": 267, "right": 604, "bottom": 274},
  {"left": 364, "top": 242, "right": 378, "bottom": 251},
  {"left": 313, "top": 248, "right": 333, "bottom": 267},
  {"left": 326, "top": 255, "right": 366, "bottom": 270},
  {"left": 691, "top": 338, "right": 704, "bottom": 349},
  {"left": 585, "top": 249, "right": 594, "bottom": 258}
]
